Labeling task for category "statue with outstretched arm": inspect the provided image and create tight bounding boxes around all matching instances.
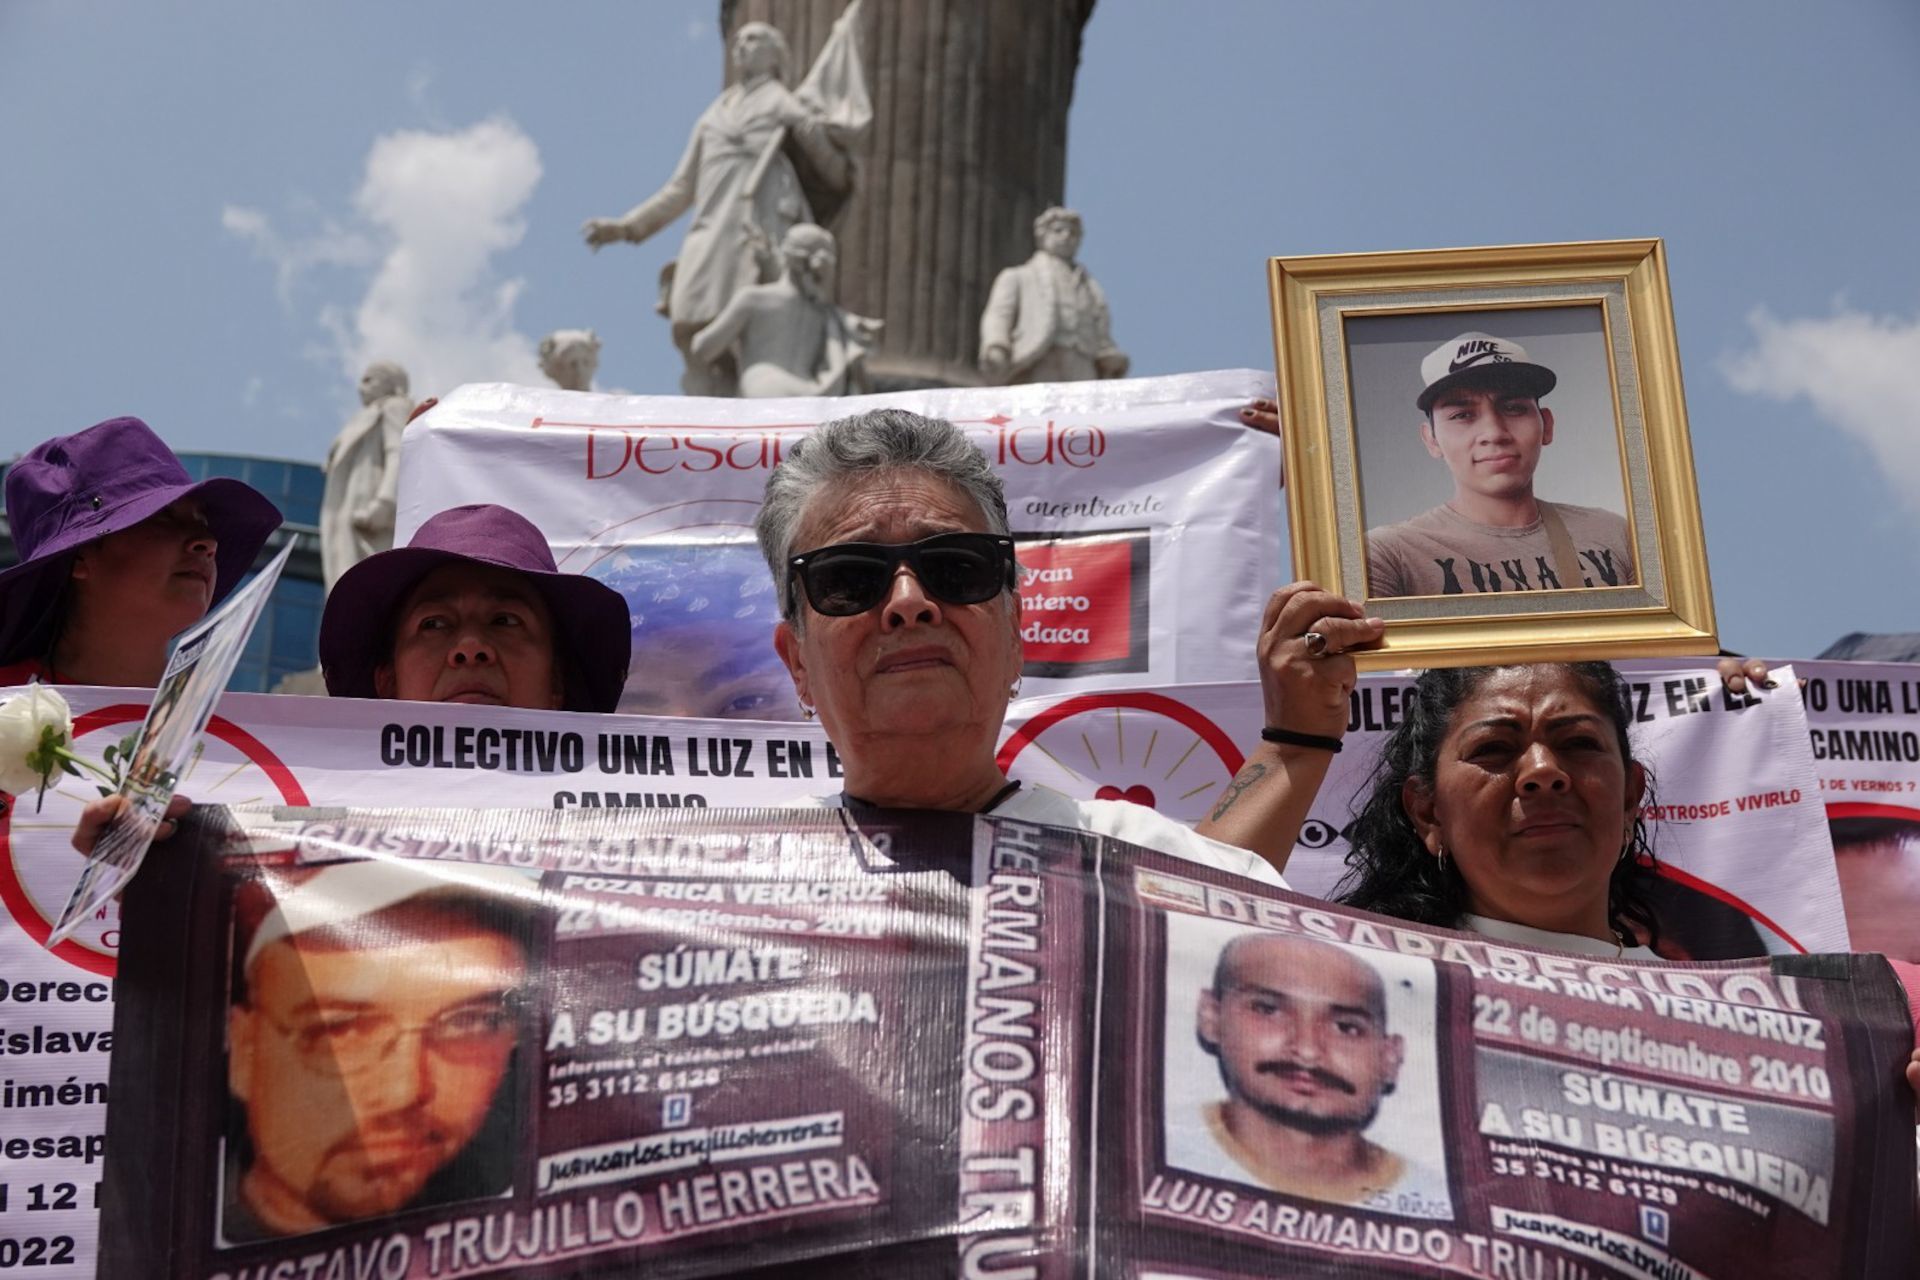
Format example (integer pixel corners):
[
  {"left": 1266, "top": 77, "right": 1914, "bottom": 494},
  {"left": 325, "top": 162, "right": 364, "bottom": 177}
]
[{"left": 584, "top": 20, "right": 860, "bottom": 396}]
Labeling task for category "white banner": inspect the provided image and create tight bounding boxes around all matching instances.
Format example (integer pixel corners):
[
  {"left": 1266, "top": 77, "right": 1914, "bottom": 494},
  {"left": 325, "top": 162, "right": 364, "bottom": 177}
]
[
  {"left": 0, "top": 668, "right": 1849, "bottom": 1275},
  {"left": 999, "top": 663, "right": 1847, "bottom": 958},
  {"left": 394, "top": 371, "right": 1283, "bottom": 718}
]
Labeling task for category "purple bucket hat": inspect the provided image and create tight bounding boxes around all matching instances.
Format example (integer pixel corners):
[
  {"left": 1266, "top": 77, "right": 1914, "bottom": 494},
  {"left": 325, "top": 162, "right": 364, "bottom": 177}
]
[
  {"left": 319, "top": 504, "right": 631, "bottom": 713},
  {"left": 1, "top": 417, "right": 284, "bottom": 662}
]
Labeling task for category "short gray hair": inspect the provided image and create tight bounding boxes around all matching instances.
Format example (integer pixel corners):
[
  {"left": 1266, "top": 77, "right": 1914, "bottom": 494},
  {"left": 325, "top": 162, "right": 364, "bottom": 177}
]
[{"left": 755, "top": 408, "right": 1012, "bottom": 619}]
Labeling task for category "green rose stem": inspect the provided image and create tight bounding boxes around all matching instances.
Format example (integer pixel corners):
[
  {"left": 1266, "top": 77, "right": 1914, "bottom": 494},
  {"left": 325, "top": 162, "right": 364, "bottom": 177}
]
[{"left": 27, "top": 727, "right": 116, "bottom": 813}]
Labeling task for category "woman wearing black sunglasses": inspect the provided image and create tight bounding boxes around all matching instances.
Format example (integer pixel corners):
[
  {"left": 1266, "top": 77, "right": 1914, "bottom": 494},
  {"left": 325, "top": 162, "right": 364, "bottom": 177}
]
[{"left": 753, "top": 407, "right": 1290, "bottom": 887}]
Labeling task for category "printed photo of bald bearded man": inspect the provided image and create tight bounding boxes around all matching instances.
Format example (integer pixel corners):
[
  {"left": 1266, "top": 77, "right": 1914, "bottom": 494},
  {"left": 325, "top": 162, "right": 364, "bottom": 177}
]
[{"left": 1160, "top": 919, "right": 1454, "bottom": 1220}]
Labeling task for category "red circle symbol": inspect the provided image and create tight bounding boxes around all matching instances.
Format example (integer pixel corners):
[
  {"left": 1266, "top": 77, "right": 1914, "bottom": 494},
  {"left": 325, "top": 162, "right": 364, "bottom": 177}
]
[
  {"left": 997, "top": 690, "right": 1244, "bottom": 822},
  {"left": 997, "top": 690, "right": 1244, "bottom": 777}
]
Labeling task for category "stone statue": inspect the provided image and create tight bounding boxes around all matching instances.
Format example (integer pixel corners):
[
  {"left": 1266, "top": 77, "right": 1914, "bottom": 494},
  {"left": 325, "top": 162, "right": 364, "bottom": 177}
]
[
  {"left": 978, "top": 207, "right": 1129, "bottom": 385},
  {"left": 320, "top": 361, "right": 412, "bottom": 589},
  {"left": 722, "top": 1, "right": 1095, "bottom": 390},
  {"left": 690, "top": 224, "right": 880, "bottom": 398},
  {"left": 539, "top": 329, "right": 602, "bottom": 391},
  {"left": 582, "top": 16, "right": 867, "bottom": 396}
]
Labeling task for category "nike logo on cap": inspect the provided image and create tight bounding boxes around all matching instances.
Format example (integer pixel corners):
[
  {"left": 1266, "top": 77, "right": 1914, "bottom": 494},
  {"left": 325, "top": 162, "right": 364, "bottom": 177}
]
[{"left": 1449, "top": 349, "right": 1514, "bottom": 373}]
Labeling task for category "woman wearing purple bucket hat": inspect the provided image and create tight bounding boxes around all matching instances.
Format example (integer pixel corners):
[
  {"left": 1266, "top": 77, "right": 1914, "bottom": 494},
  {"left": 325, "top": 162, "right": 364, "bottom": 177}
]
[
  {"left": 71, "top": 502, "right": 627, "bottom": 856},
  {"left": 318, "top": 504, "right": 631, "bottom": 713},
  {"left": 0, "top": 417, "right": 282, "bottom": 688}
]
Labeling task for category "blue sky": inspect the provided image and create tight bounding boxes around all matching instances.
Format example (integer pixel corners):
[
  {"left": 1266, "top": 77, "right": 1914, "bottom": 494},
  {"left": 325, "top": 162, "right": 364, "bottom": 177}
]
[{"left": 3, "top": 0, "right": 1916, "bottom": 658}]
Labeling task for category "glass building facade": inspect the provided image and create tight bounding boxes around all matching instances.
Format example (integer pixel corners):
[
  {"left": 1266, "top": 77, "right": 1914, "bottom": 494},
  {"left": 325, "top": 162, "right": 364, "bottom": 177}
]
[{"left": 0, "top": 451, "right": 326, "bottom": 693}]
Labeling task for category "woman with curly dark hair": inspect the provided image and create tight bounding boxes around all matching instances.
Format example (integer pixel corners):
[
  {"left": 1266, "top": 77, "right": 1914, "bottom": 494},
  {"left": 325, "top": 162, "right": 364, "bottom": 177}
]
[
  {"left": 1244, "top": 614, "right": 1919, "bottom": 1097},
  {"left": 1331, "top": 662, "right": 1662, "bottom": 957}
]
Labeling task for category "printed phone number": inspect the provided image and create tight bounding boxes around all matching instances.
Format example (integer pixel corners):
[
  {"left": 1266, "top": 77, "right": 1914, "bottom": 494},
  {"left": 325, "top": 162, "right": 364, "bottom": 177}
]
[
  {"left": 1488, "top": 1157, "right": 1678, "bottom": 1206},
  {"left": 548, "top": 1067, "right": 721, "bottom": 1109}
]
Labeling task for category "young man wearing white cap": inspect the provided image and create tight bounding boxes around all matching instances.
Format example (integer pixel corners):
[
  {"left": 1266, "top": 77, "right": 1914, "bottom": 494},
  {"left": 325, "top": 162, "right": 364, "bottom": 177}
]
[
  {"left": 1365, "top": 333, "right": 1636, "bottom": 599},
  {"left": 222, "top": 860, "right": 534, "bottom": 1242}
]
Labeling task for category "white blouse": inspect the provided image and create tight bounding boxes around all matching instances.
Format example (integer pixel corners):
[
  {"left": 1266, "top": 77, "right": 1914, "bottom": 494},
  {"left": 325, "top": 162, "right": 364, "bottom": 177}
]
[{"left": 1461, "top": 913, "right": 1661, "bottom": 962}]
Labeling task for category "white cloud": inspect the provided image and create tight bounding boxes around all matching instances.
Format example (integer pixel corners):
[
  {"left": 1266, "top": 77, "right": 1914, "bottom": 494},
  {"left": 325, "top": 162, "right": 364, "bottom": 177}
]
[
  {"left": 337, "top": 118, "right": 545, "bottom": 395},
  {"left": 1722, "top": 304, "right": 1920, "bottom": 508},
  {"left": 221, "top": 203, "right": 373, "bottom": 306},
  {"left": 224, "top": 117, "right": 545, "bottom": 402}
]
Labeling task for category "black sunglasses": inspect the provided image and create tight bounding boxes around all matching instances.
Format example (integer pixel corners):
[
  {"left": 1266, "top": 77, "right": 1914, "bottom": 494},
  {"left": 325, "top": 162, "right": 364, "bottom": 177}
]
[{"left": 787, "top": 532, "right": 1016, "bottom": 617}]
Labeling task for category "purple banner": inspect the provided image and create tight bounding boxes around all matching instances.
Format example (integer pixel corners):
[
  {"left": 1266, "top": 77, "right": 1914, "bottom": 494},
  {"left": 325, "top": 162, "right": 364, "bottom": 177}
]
[{"left": 98, "top": 806, "right": 1916, "bottom": 1278}]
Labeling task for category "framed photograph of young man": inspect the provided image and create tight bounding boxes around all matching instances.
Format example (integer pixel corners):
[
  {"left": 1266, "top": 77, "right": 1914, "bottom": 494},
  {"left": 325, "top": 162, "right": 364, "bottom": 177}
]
[{"left": 1268, "top": 240, "right": 1716, "bottom": 669}]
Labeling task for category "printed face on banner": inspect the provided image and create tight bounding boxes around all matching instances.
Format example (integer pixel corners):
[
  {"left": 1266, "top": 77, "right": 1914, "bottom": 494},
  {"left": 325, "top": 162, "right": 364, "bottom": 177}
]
[
  {"left": 1161, "top": 915, "right": 1452, "bottom": 1221},
  {"left": 1345, "top": 304, "right": 1638, "bottom": 602},
  {"left": 591, "top": 540, "right": 798, "bottom": 720},
  {"left": 1827, "top": 816, "right": 1920, "bottom": 962},
  {"left": 222, "top": 873, "right": 531, "bottom": 1243},
  {"left": 1199, "top": 933, "right": 1404, "bottom": 1131}
]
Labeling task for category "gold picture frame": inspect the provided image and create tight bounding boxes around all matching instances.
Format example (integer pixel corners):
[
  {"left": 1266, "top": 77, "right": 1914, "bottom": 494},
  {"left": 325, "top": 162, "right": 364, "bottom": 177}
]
[{"left": 1269, "top": 239, "right": 1716, "bottom": 670}]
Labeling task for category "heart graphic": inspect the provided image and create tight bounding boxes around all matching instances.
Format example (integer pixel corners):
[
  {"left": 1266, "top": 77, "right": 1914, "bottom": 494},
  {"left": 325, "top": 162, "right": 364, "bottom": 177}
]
[{"left": 1095, "top": 784, "right": 1156, "bottom": 808}]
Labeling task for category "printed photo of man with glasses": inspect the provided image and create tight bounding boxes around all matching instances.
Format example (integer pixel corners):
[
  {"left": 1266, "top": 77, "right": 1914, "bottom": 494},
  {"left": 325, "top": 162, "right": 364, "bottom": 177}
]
[{"left": 220, "top": 859, "right": 537, "bottom": 1243}]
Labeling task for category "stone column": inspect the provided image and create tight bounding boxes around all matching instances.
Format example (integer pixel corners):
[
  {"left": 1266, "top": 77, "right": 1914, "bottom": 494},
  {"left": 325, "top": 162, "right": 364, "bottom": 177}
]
[{"left": 721, "top": 0, "right": 1096, "bottom": 390}]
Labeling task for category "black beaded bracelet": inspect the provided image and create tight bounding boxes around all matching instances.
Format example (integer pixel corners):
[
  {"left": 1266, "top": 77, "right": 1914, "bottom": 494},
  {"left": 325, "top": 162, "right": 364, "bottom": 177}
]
[{"left": 1260, "top": 727, "right": 1343, "bottom": 753}]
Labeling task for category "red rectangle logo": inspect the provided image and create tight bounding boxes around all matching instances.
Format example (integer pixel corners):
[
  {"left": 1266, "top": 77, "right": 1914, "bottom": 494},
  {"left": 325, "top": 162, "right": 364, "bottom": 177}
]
[{"left": 1015, "top": 531, "right": 1149, "bottom": 676}]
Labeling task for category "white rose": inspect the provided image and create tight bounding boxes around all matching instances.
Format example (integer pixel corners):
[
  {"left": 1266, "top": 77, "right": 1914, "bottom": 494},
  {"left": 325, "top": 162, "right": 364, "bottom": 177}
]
[{"left": 0, "top": 684, "right": 75, "bottom": 795}]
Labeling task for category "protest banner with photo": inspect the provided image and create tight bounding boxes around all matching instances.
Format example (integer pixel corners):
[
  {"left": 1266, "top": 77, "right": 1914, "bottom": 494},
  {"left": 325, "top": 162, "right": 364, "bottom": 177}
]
[
  {"left": 99, "top": 806, "right": 1918, "bottom": 1278},
  {"left": 1795, "top": 659, "right": 1920, "bottom": 965},
  {"left": 0, "top": 668, "right": 1855, "bottom": 1276},
  {"left": 392, "top": 371, "right": 1283, "bottom": 717},
  {"left": 1100, "top": 860, "right": 1913, "bottom": 1279},
  {"left": 0, "top": 692, "right": 834, "bottom": 1280},
  {"left": 1000, "top": 663, "right": 1849, "bottom": 960}
]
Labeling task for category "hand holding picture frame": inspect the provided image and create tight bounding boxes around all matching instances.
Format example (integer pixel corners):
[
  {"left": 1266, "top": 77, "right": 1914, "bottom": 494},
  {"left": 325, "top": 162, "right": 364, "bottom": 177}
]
[{"left": 1268, "top": 239, "right": 1716, "bottom": 669}]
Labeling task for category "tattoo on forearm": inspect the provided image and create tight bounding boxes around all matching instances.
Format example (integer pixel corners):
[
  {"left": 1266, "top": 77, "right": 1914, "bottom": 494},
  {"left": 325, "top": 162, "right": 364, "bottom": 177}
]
[{"left": 1208, "top": 762, "right": 1270, "bottom": 822}]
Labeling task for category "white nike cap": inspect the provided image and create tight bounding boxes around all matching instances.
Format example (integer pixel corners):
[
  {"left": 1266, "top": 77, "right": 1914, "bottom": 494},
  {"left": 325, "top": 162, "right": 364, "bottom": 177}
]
[{"left": 1417, "top": 332, "right": 1557, "bottom": 413}]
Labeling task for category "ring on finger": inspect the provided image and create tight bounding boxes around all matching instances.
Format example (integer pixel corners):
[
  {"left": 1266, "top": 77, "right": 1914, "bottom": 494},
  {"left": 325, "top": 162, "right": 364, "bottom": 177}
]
[{"left": 1302, "top": 630, "right": 1330, "bottom": 659}]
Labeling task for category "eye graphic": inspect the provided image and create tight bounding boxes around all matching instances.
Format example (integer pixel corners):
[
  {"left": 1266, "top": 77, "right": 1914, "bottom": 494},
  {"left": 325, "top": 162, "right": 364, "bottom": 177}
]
[{"left": 1297, "top": 820, "right": 1344, "bottom": 849}]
